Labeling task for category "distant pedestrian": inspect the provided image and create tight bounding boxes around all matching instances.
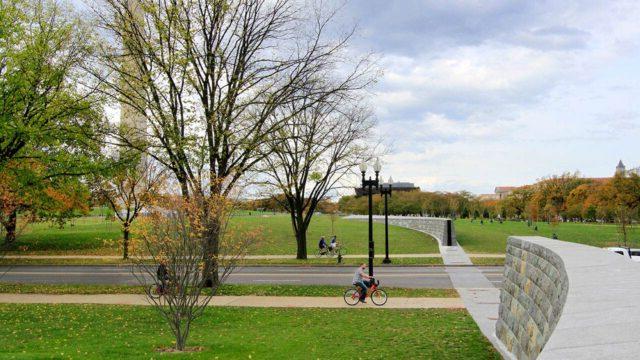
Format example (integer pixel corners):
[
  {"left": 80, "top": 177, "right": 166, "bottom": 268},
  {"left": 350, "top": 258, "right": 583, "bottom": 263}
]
[{"left": 156, "top": 261, "right": 169, "bottom": 294}]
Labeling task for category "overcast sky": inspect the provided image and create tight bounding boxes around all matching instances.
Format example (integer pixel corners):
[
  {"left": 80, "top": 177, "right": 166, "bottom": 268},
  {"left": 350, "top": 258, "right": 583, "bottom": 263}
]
[
  {"left": 82, "top": 0, "right": 640, "bottom": 196},
  {"left": 335, "top": 0, "right": 640, "bottom": 194}
]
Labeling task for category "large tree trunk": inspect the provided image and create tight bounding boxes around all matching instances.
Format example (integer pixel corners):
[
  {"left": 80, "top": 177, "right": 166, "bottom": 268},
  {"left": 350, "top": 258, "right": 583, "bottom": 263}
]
[
  {"left": 295, "top": 229, "right": 307, "bottom": 259},
  {"left": 122, "top": 224, "right": 130, "bottom": 260},
  {"left": 203, "top": 208, "right": 221, "bottom": 288},
  {"left": 294, "top": 213, "right": 309, "bottom": 259},
  {"left": 203, "top": 233, "right": 220, "bottom": 288},
  {"left": 3, "top": 210, "right": 17, "bottom": 245}
]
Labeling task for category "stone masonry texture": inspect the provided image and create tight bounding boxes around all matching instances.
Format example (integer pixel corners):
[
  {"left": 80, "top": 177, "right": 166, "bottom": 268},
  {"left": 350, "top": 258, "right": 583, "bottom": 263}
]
[
  {"left": 496, "top": 236, "right": 640, "bottom": 360},
  {"left": 496, "top": 237, "right": 568, "bottom": 360},
  {"left": 344, "top": 215, "right": 456, "bottom": 246}
]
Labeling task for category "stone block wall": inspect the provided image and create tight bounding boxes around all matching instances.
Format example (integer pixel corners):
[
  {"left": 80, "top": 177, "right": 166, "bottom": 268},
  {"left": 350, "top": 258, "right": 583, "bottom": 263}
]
[
  {"left": 496, "top": 237, "right": 569, "bottom": 360},
  {"left": 498, "top": 237, "right": 640, "bottom": 359},
  {"left": 344, "top": 215, "right": 456, "bottom": 246}
]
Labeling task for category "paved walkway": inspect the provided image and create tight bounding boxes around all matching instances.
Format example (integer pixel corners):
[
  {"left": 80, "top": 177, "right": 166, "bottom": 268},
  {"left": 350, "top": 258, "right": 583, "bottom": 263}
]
[
  {"left": 0, "top": 293, "right": 464, "bottom": 309},
  {"left": 439, "top": 244, "right": 512, "bottom": 359},
  {"left": 3, "top": 253, "right": 505, "bottom": 260}
]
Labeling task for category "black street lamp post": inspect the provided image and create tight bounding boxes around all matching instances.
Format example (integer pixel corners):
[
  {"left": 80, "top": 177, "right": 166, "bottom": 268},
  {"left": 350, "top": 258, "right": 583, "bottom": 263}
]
[
  {"left": 360, "top": 158, "right": 381, "bottom": 277},
  {"left": 380, "top": 184, "right": 392, "bottom": 264}
]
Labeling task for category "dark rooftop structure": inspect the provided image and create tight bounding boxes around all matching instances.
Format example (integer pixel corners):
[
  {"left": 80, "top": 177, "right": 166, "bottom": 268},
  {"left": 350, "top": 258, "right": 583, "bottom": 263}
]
[{"left": 354, "top": 177, "right": 420, "bottom": 197}]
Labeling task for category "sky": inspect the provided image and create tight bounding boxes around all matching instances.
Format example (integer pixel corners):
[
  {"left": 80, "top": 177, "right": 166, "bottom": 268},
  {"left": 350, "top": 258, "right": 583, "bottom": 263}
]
[
  {"left": 78, "top": 0, "right": 640, "bottom": 196},
  {"left": 336, "top": 0, "right": 640, "bottom": 194}
]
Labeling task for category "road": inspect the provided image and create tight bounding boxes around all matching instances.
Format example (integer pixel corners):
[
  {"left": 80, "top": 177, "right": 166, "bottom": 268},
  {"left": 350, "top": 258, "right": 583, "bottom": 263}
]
[{"left": 0, "top": 265, "right": 504, "bottom": 289}]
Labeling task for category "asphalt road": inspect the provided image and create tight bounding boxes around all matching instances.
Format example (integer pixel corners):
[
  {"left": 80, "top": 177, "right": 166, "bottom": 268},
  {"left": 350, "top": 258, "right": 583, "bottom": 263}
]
[{"left": 0, "top": 265, "right": 504, "bottom": 289}]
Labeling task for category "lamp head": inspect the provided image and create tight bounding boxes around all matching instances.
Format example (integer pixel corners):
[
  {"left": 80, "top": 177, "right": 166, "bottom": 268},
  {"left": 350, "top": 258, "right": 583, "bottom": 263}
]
[
  {"left": 359, "top": 162, "right": 367, "bottom": 173},
  {"left": 373, "top": 158, "right": 381, "bottom": 173}
]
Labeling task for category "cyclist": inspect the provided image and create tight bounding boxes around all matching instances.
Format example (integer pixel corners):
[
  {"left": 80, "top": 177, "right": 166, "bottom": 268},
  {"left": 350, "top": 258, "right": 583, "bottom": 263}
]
[
  {"left": 329, "top": 235, "right": 338, "bottom": 251},
  {"left": 156, "top": 261, "right": 169, "bottom": 294},
  {"left": 352, "top": 262, "right": 373, "bottom": 303},
  {"left": 318, "top": 236, "right": 328, "bottom": 253}
]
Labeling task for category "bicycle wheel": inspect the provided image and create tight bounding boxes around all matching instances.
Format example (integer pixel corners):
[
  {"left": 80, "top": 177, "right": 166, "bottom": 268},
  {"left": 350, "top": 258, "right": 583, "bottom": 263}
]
[
  {"left": 315, "top": 249, "right": 323, "bottom": 258},
  {"left": 328, "top": 249, "right": 336, "bottom": 257},
  {"left": 343, "top": 288, "right": 360, "bottom": 306},
  {"left": 146, "top": 284, "right": 162, "bottom": 301},
  {"left": 370, "top": 289, "right": 388, "bottom": 306}
]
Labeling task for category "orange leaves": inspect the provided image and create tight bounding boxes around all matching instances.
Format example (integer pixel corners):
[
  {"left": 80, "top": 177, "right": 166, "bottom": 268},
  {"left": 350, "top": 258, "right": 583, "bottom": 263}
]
[{"left": 42, "top": 186, "right": 90, "bottom": 215}]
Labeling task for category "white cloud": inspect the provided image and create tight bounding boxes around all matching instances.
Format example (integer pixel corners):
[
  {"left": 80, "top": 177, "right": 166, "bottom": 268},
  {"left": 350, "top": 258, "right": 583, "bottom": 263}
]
[{"left": 340, "top": 1, "right": 640, "bottom": 194}]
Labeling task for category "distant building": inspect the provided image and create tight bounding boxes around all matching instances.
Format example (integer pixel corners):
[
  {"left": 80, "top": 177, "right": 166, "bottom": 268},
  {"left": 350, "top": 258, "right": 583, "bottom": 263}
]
[
  {"left": 354, "top": 177, "right": 420, "bottom": 197},
  {"left": 616, "top": 160, "right": 640, "bottom": 176},
  {"left": 616, "top": 160, "right": 626, "bottom": 175},
  {"left": 478, "top": 160, "right": 638, "bottom": 201},
  {"left": 478, "top": 193, "right": 499, "bottom": 201},
  {"left": 478, "top": 186, "right": 517, "bottom": 201},
  {"left": 495, "top": 186, "right": 517, "bottom": 200}
]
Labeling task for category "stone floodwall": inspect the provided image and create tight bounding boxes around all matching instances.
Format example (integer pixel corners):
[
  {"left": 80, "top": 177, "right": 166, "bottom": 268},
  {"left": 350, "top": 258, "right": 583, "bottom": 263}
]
[
  {"left": 496, "top": 236, "right": 640, "bottom": 359},
  {"left": 344, "top": 215, "right": 456, "bottom": 246},
  {"left": 496, "top": 236, "right": 568, "bottom": 359}
]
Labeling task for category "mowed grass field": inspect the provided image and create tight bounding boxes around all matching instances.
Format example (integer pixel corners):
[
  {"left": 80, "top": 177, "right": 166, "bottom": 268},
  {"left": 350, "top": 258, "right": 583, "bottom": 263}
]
[
  {"left": 231, "top": 214, "right": 438, "bottom": 254},
  {"left": 0, "top": 304, "right": 499, "bottom": 360},
  {"left": 0, "top": 283, "right": 458, "bottom": 297},
  {"left": 10, "top": 215, "right": 635, "bottom": 256},
  {"left": 456, "top": 219, "right": 639, "bottom": 254},
  {"left": 9, "top": 214, "right": 439, "bottom": 255},
  {"left": 10, "top": 217, "right": 122, "bottom": 255}
]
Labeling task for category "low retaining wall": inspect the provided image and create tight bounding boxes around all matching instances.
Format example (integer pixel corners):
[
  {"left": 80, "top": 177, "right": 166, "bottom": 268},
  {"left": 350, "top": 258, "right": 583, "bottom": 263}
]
[
  {"left": 344, "top": 215, "right": 456, "bottom": 246},
  {"left": 496, "top": 236, "right": 640, "bottom": 359}
]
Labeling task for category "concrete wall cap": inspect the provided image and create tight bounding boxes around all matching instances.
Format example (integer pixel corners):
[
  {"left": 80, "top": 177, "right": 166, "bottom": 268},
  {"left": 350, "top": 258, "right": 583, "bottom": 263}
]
[{"left": 500, "top": 236, "right": 640, "bottom": 360}]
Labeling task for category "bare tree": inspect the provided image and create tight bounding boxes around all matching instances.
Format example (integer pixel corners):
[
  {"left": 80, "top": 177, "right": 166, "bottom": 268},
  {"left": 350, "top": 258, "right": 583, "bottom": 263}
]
[
  {"left": 92, "top": 0, "right": 373, "bottom": 283},
  {"left": 262, "top": 100, "right": 375, "bottom": 259},
  {"left": 325, "top": 201, "right": 340, "bottom": 235},
  {"left": 609, "top": 173, "right": 640, "bottom": 247},
  {"left": 133, "top": 194, "right": 255, "bottom": 352},
  {"left": 615, "top": 206, "right": 633, "bottom": 247},
  {"left": 94, "top": 156, "right": 166, "bottom": 259}
]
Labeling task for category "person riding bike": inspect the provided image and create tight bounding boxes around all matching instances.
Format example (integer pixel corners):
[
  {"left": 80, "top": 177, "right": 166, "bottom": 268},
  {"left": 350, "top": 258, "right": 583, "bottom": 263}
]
[
  {"left": 329, "top": 236, "right": 338, "bottom": 251},
  {"left": 318, "top": 236, "right": 328, "bottom": 253},
  {"left": 352, "top": 263, "right": 373, "bottom": 303},
  {"left": 156, "top": 261, "right": 169, "bottom": 294}
]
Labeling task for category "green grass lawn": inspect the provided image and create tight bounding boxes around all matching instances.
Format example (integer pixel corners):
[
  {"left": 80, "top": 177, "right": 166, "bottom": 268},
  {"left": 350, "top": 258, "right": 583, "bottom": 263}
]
[
  {"left": 233, "top": 214, "right": 438, "bottom": 254},
  {"left": 239, "top": 257, "right": 443, "bottom": 266},
  {"left": 10, "top": 214, "right": 439, "bottom": 256},
  {"left": 456, "top": 219, "right": 639, "bottom": 254},
  {"left": 469, "top": 257, "right": 505, "bottom": 266},
  {"left": 0, "top": 304, "right": 498, "bottom": 359},
  {"left": 10, "top": 216, "right": 122, "bottom": 254},
  {"left": 11, "top": 215, "right": 635, "bottom": 257},
  {"left": 0, "top": 256, "right": 443, "bottom": 266},
  {"left": 0, "top": 283, "right": 459, "bottom": 298}
]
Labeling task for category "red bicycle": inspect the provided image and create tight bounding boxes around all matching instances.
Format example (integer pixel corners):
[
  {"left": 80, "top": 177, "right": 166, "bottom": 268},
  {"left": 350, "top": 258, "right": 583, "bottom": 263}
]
[{"left": 343, "top": 278, "right": 388, "bottom": 306}]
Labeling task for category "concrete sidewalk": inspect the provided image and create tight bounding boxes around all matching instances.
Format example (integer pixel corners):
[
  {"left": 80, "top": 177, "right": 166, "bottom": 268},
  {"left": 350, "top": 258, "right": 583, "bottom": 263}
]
[
  {"left": 0, "top": 293, "right": 464, "bottom": 309},
  {"left": 439, "top": 244, "right": 511, "bottom": 359},
  {"left": 3, "top": 253, "right": 505, "bottom": 260}
]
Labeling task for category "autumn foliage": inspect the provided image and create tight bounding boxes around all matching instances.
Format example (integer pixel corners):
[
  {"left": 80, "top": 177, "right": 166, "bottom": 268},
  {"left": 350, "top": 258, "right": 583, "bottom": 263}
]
[
  {"left": 337, "top": 172, "right": 640, "bottom": 228},
  {"left": 131, "top": 194, "right": 259, "bottom": 351},
  {"left": 0, "top": 161, "right": 90, "bottom": 244}
]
